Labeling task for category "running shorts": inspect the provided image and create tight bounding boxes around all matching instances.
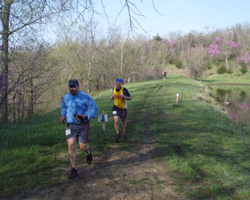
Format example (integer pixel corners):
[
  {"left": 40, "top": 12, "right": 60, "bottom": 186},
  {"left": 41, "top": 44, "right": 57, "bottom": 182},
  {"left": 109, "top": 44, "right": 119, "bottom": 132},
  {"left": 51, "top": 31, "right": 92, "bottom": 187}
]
[
  {"left": 112, "top": 105, "right": 127, "bottom": 119},
  {"left": 65, "top": 123, "right": 90, "bottom": 143}
]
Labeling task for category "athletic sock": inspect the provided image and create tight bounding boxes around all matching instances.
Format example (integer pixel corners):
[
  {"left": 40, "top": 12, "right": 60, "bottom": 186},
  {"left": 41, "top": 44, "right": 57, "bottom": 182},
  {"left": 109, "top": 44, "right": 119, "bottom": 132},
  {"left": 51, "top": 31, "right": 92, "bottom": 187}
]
[{"left": 86, "top": 149, "right": 91, "bottom": 155}]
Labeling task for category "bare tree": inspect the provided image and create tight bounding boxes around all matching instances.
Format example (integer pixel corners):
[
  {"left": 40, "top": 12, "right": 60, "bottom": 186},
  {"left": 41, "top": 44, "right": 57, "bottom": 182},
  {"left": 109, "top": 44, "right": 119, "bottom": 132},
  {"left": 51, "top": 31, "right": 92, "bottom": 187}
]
[
  {"left": 8, "top": 43, "right": 60, "bottom": 120},
  {"left": 0, "top": 0, "right": 157, "bottom": 122},
  {"left": 0, "top": 0, "right": 75, "bottom": 122}
]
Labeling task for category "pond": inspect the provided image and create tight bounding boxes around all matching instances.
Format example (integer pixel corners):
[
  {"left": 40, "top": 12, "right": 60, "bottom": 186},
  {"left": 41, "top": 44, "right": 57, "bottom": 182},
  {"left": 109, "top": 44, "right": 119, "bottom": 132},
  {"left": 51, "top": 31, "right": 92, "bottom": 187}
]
[{"left": 208, "top": 85, "right": 250, "bottom": 126}]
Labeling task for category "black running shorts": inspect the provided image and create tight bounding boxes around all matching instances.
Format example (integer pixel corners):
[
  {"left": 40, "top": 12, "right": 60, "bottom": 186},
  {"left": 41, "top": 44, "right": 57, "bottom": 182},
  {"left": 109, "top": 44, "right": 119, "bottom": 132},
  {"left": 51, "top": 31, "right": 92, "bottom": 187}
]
[{"left": 112, "top": 105, "right": 127, "bottom": 119}]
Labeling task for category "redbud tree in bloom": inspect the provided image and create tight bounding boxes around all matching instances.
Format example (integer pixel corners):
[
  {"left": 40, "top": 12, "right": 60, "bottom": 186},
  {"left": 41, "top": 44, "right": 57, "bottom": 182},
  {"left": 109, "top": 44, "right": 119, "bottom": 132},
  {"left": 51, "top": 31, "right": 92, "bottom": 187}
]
[
  {"left": 236, "top": 51, "right": 250, "bottom": 70},
  {"left": 228, "top": 40, "right": 241, "bottom": 50},
  {"left": 205, "top": 37, "right": 223, "bottom": 58},
  {"left": 162, "top": 38, "right": 176, "bottom": 58},
  {"left": 206, "top": 37, "right": 242, "bottom": 68},
  {"left": 205, "top": 43, "right": 221, "bottom": 58},
  {"left": 216, "top": 36, "right": 223, "bottom": 45}
]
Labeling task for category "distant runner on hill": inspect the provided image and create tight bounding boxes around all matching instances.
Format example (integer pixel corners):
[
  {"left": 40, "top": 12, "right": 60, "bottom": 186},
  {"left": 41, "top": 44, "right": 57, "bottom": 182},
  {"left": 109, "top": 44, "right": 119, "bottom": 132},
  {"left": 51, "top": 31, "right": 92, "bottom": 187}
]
[
  {"left": 162, "top": 71, "right": 167, "bottom": 81},
  {"left": 60, "top": 79, "right": 98, "bottom": 179},
  {"left": 110, "top": 78, "right": 131, "bottom": 143}
]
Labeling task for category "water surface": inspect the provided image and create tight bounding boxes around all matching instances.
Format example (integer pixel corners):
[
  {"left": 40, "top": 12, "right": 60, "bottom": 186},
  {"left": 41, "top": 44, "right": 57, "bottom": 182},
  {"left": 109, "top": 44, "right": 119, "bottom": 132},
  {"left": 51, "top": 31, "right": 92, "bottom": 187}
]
[{"left": 208, "top": 86, "right": 250, "bottom": 126}]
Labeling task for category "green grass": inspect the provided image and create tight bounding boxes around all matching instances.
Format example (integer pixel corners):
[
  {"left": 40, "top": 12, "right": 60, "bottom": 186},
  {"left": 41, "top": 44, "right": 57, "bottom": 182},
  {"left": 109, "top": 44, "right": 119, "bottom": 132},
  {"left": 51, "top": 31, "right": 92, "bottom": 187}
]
[
  {"left": 201, "top": 72, "right": 250, "bottom": 85},
  {"left": 143, "top": 76, "right": 250, "bottom": 199},
  {"left": 165, "top": 64, "right": 176, "bottom": 69},
  {"left": 0, "top": 110, "right": 69, "bottom": 195},
  {"left": 0, "top": 74, "right": 250, "bottom": 199}
]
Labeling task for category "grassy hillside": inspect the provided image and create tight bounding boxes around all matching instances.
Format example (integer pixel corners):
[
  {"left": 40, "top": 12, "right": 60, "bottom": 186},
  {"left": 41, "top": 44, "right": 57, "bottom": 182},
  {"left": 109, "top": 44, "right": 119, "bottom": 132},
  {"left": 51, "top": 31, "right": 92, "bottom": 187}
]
[
  {"left": 0, "top": 75, "right": 250, "bottom": 199},
  {"left": 201, "top": 72, "right": 250, "bottom": 85}
]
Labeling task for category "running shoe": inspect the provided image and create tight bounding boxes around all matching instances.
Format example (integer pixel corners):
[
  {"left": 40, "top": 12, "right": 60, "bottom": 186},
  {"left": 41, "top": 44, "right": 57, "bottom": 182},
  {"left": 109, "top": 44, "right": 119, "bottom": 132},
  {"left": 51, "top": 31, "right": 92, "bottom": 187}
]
[
  {"left": 68, "top": 168, "right": 78, "bottom": 179},
  {"left": 115, "top": 133, "right": 121, "bottom": 143},
  {"left": 86, "top": 149, "right": 93, "bottom": 165},
  {"left": 123, "top": 135, "right": 127, "bottom": 141}
]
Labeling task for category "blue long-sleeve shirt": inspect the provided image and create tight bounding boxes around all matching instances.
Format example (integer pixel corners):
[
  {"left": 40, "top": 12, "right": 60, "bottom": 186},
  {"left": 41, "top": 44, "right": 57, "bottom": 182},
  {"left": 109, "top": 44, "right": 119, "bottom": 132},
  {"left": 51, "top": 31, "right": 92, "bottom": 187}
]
[{"left": 61, "top": 91, "right": 98, "bottom": 124}]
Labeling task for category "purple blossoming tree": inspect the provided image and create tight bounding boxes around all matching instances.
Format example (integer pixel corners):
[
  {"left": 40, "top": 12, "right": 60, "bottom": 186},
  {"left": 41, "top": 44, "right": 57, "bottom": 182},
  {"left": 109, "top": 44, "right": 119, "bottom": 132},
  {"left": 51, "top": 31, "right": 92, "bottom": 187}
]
[
  {"left": 216, "top": 37, "right": 223, "bottom": 45},
  {"left": 206, "top": 36, "right": 241, "bottom": 70},
  {"left": 237, "top": 51, "right": 250, "bottom": 70},
  {"left": 205, "top": 43, "right": 221, "bottom": 58},
  {"left": 228, "top": 40, "right": 241, "bottom": 50}
]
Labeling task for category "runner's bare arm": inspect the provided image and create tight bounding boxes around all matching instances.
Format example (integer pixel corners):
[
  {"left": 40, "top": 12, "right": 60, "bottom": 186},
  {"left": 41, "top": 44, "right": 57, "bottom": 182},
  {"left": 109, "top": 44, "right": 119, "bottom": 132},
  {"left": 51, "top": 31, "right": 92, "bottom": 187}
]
[
  {"left": 119, "top": 95, "right": 131, "bottom": 100},
  {"left": 74, "top": 114, "right": 86, "bottom": 122},
  {"left": 110, "top": 94, "right": 114, "bottom": 100},
  {"left": 60, "top": 116, "right": 66, "bottom": 123}
]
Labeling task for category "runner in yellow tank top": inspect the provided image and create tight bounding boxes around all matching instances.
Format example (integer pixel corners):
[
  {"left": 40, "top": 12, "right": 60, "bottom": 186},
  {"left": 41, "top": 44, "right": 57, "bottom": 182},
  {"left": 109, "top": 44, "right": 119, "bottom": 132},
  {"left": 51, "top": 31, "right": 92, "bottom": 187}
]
[
  {"left": 113, "top": 87, "right": 127, "bottom": 109},
  {"left": 110, "top": 78, "right": 131, "bottom": 142}
]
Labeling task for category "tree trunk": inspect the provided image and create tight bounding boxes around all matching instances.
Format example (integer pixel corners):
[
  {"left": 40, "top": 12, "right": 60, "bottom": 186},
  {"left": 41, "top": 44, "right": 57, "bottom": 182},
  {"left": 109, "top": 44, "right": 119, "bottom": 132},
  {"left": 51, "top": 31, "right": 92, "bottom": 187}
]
[
  {"left": 225, "top": 54, "right": 229, "bottom": 70},
  {"left": 22, "top": 89, "right": 25, "bottom": 120},
  {"left": 18, "top": 91, "right": 22, "bottom": 121},
  {"left": 29, "top": 74, "right": 34, "bottom": 116},
  {"left": 1, "top": 1, "right": 12, "bottom": 122},
  {"left": 120, "top": 39, "right": 125, "bottom": 75},
  {"left": 87, "top": 62, "right": 91, "bottom": 94},
  {"left": 12, "top": 94, "right": 16, "bottom": 123}
]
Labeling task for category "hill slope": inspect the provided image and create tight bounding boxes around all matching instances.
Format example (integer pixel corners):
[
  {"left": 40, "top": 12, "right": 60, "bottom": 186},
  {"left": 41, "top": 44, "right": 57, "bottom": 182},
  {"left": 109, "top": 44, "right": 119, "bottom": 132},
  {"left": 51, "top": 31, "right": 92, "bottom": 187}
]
[{"left": 1, "top": 75, "right": 250, "bottom": 200}]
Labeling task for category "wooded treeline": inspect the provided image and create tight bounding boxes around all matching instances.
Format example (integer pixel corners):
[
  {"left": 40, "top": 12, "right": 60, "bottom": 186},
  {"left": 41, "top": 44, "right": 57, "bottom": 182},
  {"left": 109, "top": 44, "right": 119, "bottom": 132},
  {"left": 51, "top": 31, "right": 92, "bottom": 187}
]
[
  {"left": 1, "top": 1, "right": 250, "bottom": 123},
  {"left": 0, "top": 0, "right": 150, "bottom": 123}
]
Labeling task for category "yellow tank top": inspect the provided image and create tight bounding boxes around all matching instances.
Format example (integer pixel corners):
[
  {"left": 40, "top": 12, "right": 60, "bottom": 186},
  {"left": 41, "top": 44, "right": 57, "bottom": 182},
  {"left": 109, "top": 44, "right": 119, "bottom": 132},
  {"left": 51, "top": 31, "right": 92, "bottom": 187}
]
[{"left": 113, "top": 87, "right": 127, "bottom": 109}]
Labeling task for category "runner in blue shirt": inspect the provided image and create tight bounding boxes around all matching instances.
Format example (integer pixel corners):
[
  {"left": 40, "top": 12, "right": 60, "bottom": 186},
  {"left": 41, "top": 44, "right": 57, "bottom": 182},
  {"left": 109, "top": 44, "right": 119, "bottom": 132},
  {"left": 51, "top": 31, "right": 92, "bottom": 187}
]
[{"left": 61, "top": 79, "right": 98, "bottom": 179}]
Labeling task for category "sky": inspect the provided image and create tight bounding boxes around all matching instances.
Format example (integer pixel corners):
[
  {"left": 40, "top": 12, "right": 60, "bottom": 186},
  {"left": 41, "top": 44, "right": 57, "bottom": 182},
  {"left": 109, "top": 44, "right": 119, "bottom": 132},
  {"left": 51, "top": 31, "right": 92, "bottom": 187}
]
[{"left": 94, "top": 0, "right": 250, "bottom": 38}]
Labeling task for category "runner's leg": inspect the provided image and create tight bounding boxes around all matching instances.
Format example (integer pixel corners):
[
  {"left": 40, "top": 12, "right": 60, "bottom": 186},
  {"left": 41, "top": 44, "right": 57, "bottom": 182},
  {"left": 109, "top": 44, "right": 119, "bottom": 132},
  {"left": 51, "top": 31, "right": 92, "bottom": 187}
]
[
  {"left": 79, "top": 142, "right": 89, "bottom": 154},
  {"left": 114, "top": 115, "right": 119, "bottom": 134},
  {"left": 78, "top": 123, "right": 90, "bottom": 154},
  {"left": 79, "top": 141, "right": 92, "bottom": 164},
  {"left": 122, "top": 119, "right": 126, "bottom": 136},
  {"left": 67, "top": 137, "right": 77, "bottom": 168},
  {"left": 114, "top": 115, "right": 121, "bottom": 142}
]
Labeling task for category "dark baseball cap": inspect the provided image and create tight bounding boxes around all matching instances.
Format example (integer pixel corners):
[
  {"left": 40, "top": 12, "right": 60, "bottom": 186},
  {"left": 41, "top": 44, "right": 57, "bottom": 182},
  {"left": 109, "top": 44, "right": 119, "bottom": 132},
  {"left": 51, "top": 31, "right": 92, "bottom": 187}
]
[{"left": 68, "top": 79, "right": 79, "bottom": 87}]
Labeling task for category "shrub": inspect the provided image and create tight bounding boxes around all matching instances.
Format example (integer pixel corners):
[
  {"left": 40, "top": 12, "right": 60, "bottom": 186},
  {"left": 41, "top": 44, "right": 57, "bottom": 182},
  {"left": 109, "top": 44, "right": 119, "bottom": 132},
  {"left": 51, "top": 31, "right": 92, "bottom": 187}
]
[
  {"left": 173, "top": 59, "right": 183, "bottom": 69},
  {"left": 239, "top": 62, "right": 247, "bottom": 68},
  {"left": 207, "top": 63, "right": 212, "bottom": 70},
  {"left": 217, "top": 66, "right": 227, "bottom": 74},
  {"left": 214, "top": 60, "right": 223, "bottom": 66},
  {"left": 240, "top": 67, "right": 247, "bottom": 74}
]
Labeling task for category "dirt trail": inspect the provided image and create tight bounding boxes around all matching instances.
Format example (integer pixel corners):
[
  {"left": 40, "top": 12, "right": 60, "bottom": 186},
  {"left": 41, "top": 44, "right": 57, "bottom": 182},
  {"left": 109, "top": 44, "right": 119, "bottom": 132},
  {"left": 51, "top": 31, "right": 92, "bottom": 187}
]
[
  {"left": 24, "top": 141, "right": 187, "bottom": 200},
  {"left": 7, "top": 83, "right": 189, "bottom": 200}
]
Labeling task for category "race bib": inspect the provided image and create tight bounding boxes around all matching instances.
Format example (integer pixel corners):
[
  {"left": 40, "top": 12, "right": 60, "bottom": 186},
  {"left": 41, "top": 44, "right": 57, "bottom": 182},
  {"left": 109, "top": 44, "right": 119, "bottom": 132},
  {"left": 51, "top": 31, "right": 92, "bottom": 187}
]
[
  {"left": 113, "top": 111, "right": 117, "bottom": 115},
  {"left": 66, "top": 129, "right": 71, "bottom": 136}
]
